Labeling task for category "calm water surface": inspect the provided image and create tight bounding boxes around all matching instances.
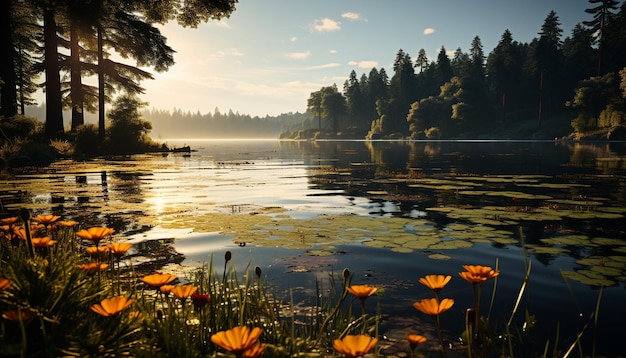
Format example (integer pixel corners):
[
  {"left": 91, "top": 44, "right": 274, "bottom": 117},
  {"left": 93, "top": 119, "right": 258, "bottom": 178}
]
[{"left": 2, "top": 139, "right": 625, "bottom": 355}]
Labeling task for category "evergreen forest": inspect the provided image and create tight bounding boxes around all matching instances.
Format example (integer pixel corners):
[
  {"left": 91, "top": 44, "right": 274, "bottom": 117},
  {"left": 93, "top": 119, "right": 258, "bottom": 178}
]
[
  {"left": 286, "top": 1, "right": 626, "bottom": 141},
  {"left": 2, "top": 0, "right": 626, "bottom": 155}
]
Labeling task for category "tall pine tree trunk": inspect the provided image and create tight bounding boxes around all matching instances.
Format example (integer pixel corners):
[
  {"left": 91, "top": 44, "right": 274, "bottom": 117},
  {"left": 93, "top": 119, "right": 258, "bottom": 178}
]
[
  {"left": 70, "top": 24, "right": 84, "bottom": 130},
  {"left": 97, "top": 24, "right": 105, "bottom": 140},
  {"left": 0, "top": 0, "right": 18, "bottom": 118},
  {"left": 43, "top": 7, "right": 64, "bottom": 138}
]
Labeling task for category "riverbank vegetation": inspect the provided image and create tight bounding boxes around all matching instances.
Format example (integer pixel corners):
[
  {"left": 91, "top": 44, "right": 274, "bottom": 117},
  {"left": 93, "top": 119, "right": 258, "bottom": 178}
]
[
  {"left": 281, "top": 2, "right": 626, "bottom": 141},
  {"left": 0, "top": 211, "right": 605, "bottom": 357}
]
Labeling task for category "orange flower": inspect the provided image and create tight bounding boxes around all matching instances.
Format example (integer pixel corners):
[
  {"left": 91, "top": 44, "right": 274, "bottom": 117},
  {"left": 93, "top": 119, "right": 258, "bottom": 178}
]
[
  {"left": 407, "top": 334, "right": 427, "bottom": 349},
  {"left": 346, "top": 285, "right": 378, "bottom": 299},
  {"left": 418, "top": 275, "right": 451, "bottom": 292},
  {"left": 86, "top": 246, "right": 109, "bottom": 259},
  {"left": 76, "top": 227, "right": 115, "bottom": 243},
  {"left": 0, "top": 217, "right": 19, "bottom": 225},
  {"left": 241, "top": 343, "right": 266, "bottom": 358},
  {"left": 108, "top": 242, "right": 132, "bottom": 258},
  {"left": 171, "top": 285, "right": 198, "bottom": 300},
  {"left": 32, "top": 215, "right": 61, "bottom": 226},
  {"left": 58, "top": 220, "right": 78, "bottom": 227},
  {"left": 413, "top": 298, "right": 454, "bottom": 316},
  {"left": 160, "top": 285, "right": 175, "bottom": 294},
  {"left": 77, "top": 262, "right": 109, "bottom": 274},
  {"left": 459, "top": 265, "right": 500, "bottom": 285},
  {"left": 211, "top": 326, "right": 263, "bottom": 354},
  {"left": 0, "top": 278, "right": 10, "bottom": 290},
  {"left": 31, "top": 237, "right": 57, "bottom": 248},
  {"left": 2, "top": 309, "right": 36, "bottom": 323},
  {"left": 332, "top": 334, "right": 378, "bottom": 358},
  {"left": 91, "top": 296, "right": 135, "bottom": 317},
  {"left": 11, "top": 228, "right": 28, "bottom": 240},
  {"left": 140, "top": 273, "right": 177, "bottom": 288}
]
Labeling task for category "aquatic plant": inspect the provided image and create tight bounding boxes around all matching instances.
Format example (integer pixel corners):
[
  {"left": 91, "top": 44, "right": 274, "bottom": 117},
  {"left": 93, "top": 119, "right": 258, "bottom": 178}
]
[{"left": 0, "top": 209, "right": 609, "bottom": 357}]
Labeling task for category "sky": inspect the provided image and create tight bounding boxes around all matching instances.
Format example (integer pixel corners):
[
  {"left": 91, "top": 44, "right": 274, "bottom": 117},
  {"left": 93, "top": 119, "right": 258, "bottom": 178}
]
[{"left": 135, "top": 0, "right": 593, "bottom": 117}]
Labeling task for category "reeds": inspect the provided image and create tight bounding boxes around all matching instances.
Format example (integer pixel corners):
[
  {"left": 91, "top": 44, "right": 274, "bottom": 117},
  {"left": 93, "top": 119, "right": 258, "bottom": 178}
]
[{"left": 0, "top": 211, "right": 606, "bottom": 357}]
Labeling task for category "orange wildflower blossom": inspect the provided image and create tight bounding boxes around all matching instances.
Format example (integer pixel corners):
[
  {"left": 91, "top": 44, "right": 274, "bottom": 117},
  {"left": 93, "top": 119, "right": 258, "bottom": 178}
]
[
  {"left": 58, "top": 220, "right": 78, "bottom": 228},
  {"left": 413, "top": 297, "right": 455, "bottom": 316},
  {"left": 160, "top": 285, "right": 175, "bottom": 294},
  {"left": 240, "top": 343, "right": 266, "bottom": 358},
  {"left": 140, "top": 273, "right": 177, "bottom": 288},
  {"left": 91, "top": 296, "right": 135, "bottom": 317},
  {"left": 76, "top": 227, "right": 115, "bottom": 245},
  {"left": 11, "top": 228, "right": 28, "bottom": 240},
  {"left": 108, "top": 242, "right": 132, "bottom": 258},
  {"left": 86, "top": 246, "right": 109, "bottom": 260},
  {"left": 0, "top": 278, "right": 10, "bottom": 290},
  {"left": 407, "top": 334, "right": 427, "bottom": 349},
  {"left": 211, "top": 326, "right": 264, "bottom": 356},
  {"left": 171, "top": 285, "right": 198, "bottom": 301},
  {"left": 459, "top": 265, "right": 500, "bottom": 284},
  {"left": 333, "top": 334, "right": 378, "bottom": 358},
  {"left": 0, "top": 217, "right": 19, "bottom": 225},
  {"left": 77, "top": 262, "right": 109, "bottom": 275},
  {"left": 419, "top": 275, "right": 451, "bottom": 293},
  {"left": 2, "top": 309, "right": 36, "bottom": 323},
  {"left": 32, "top": 214, "right": 61, "bottom": 227},
  {"left": 346, "top": 284, "right": 378, "bottom": 299},
  {"left": 31, "top": 237, "right": 57, "bottom": 248}
]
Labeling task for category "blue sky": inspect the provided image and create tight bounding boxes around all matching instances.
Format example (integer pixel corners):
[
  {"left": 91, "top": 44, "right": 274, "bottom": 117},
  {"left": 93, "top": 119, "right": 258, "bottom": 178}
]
[{"left": 138, "top": 0, "right": 593, "bottom": 117}]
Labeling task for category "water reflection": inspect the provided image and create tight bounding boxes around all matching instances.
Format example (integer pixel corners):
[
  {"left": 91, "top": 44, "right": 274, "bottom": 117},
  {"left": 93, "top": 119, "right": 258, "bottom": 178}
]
[{"left": 1, "top": 140, "right": 625, "bottom": 355}]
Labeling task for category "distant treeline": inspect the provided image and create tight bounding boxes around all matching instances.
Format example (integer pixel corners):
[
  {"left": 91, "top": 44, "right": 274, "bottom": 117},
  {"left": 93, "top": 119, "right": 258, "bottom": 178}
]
[
  {"left": 24, "top": 105, "right": 310, "bottom": 139},
  {"left": 142, "top": 108, "right": 310, "bottom": 139},
  {"left": 288, "top": 3, "right": 626, "bottom": 140}
]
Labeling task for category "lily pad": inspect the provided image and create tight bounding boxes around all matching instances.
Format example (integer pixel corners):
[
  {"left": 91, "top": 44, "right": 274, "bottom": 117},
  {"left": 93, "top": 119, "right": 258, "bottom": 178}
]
[{"left": 428, "top": 253, "right": 452, "bottom": 260}]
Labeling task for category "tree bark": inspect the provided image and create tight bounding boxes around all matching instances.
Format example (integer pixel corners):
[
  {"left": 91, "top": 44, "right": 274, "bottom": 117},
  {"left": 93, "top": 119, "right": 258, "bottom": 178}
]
[
  {"left": 70, "top": 24, "right": 84, "bottom": 130},
  {"left": 97, "top": 24, "right": 105, "bottom": 140},
  {"left": 0, "top": 0, "right": 18, "bottom": 118},
  {"left": 43, "top": 7, "right": 64, "bottom": 138}
]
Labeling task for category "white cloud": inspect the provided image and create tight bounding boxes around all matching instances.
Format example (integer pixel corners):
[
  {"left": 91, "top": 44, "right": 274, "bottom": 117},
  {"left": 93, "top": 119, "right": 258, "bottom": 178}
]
[
  {"left": 312, "top": 18, "right": 341, "bottom": 32},
  {"left": 286, "top": 51, "right": 311, "bottom": 60},
  {"left": 290, "top": 36, "right": 298, "bottom": 42},
  {"left": 329, "top": 49, "right": 338, "bottom": 54},
  {"left": 423, "top": 27, "right": 435, "bottom": 35},
  {"left": 305, "top": 63, "right": 340, "bottom": 70},
  {"left": 206, "top": 48, "right": 243, "bottom": 60},
  {"left": 341, "top": 12, "right": 363, "bottom": 21},
  {"left": 348, "top": 60, "right": 378, "bottom": 69}
]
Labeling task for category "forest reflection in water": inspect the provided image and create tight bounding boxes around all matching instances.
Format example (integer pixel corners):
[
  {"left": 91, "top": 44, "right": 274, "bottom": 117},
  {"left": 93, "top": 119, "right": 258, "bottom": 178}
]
[{"left": 1, "top": 139, "right": 625, "bottom": 355}]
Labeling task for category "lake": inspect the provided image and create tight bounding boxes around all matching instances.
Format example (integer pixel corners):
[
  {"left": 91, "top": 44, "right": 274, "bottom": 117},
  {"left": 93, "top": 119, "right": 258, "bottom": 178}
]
[{"left": 1, "top": 139, "right": 625, "bottom": 356}]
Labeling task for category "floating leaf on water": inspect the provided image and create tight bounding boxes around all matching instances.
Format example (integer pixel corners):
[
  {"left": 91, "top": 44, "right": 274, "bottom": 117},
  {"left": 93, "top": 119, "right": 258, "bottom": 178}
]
[
  {"left": 518, "top": 183, "right": 590, "bottom": 189},
  {"left": 525, "top": 245, "right": 569, "bottom": 255},
  {"left": 485, "top": 191, "right": 552, "bottom": 200},
  {"left": 409, "top": 184, "right": 472, "bottom": 190},
  {"left": 429, "top": 240, "right": 473, "bottom": 250},
  {"left": 367, "top": 191, "right": 388, "bottom": 195},
  {"left": 540, "top": 235, "right": 591, "bottom": 246},
  {"left": 391, "top": 247, "right": 413, "bottom": 253},
  {"left": 599, "top": 207, "right": 626, "bottom": 214},
  {"left": 591, "top": 237, "right": 626, "bottom": 246},
  {"left": 590, "top": 265, "right": 623, "bottom": 277},
  {"left": 547, "top": 199, "right": 604, "bottom": 206},
  {"left": 561, "top": 271, "right": 615, "bottom": 286},
  {"left": 306, "top": 249, "right": 335, "bottom": 256},
  {"left": 428, "top": 253, "right": 452, "bottom": 260}
]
